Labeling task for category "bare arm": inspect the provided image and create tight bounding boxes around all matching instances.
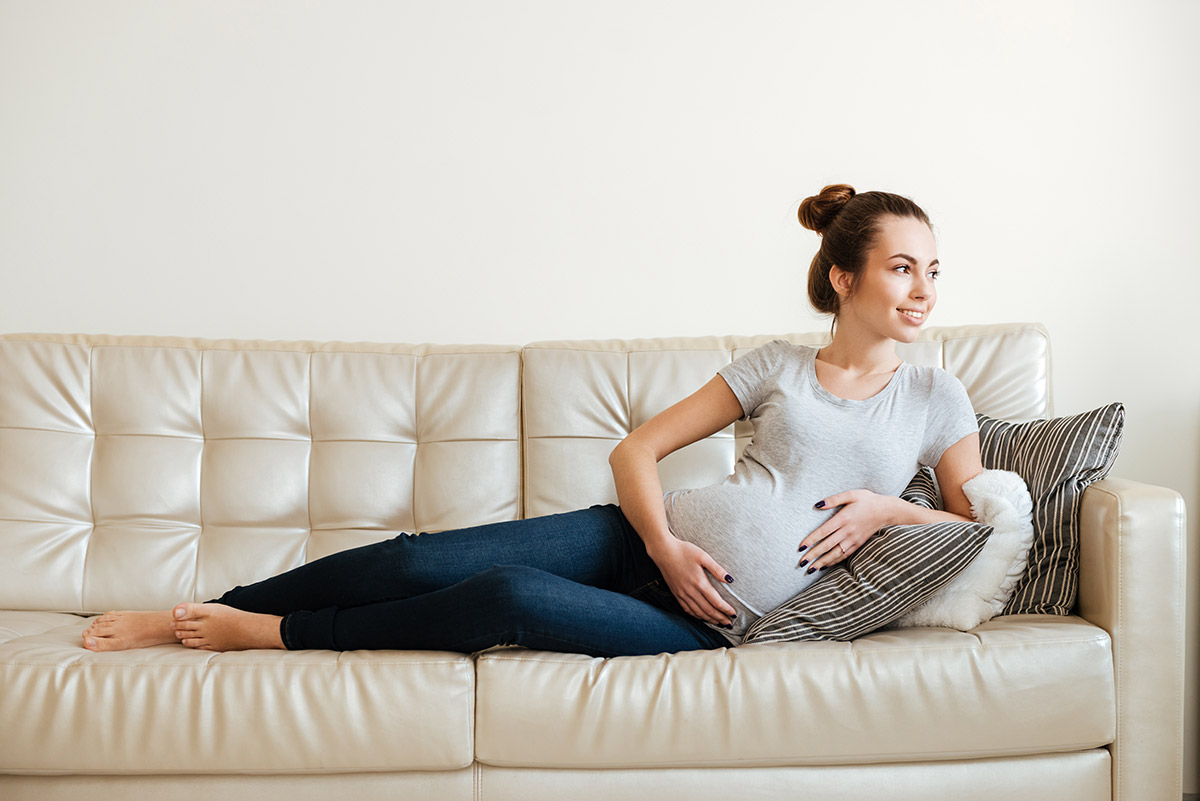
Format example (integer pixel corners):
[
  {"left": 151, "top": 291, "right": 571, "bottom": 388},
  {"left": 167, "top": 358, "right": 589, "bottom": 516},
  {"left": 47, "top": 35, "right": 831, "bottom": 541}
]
[{"left": 608, "top": 374, "right": 745, "bottom": 626}]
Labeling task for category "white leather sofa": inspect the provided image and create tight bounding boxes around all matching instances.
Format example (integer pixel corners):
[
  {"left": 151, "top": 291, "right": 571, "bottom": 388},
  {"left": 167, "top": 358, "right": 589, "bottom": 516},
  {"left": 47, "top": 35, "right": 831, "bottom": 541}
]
[{"left": 0, "top": 322, "right": 1185, "bottom": 801}]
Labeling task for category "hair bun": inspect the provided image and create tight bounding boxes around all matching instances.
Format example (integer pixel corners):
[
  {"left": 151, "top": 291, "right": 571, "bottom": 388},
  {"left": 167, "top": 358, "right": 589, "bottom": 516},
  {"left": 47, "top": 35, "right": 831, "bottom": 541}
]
[{"left": 797, "top": 184, "right": 856, "bottom": 235}]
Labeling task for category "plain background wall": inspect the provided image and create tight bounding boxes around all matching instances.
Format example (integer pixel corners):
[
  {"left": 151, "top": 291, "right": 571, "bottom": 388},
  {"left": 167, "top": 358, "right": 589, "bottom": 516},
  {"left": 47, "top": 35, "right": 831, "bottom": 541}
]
[{"left": 1, "top": 0, "right": 1196, "bottom": 790}]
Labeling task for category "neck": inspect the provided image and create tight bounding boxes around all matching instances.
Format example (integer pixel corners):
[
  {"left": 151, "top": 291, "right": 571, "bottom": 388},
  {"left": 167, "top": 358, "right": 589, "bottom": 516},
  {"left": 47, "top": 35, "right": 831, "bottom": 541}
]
[{"left": 818, "top": 325, "right": 901, "bottom": 375}]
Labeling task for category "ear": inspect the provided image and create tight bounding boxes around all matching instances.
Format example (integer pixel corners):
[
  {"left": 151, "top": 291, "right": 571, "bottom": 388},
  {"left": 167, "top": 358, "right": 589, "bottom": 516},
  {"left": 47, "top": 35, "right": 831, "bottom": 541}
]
[{"left": 828, "top": 265, "right": 854, "bottom": 300}]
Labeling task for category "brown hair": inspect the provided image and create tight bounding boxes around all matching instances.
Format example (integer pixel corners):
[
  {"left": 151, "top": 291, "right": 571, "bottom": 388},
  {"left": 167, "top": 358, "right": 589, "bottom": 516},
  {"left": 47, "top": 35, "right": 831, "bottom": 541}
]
[{"left": 798, "top": 184, "right": 932, "bottom": 325}]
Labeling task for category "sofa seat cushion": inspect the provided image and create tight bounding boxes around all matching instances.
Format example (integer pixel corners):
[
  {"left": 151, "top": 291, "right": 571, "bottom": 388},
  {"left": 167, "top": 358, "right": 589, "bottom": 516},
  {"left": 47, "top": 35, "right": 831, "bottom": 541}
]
[
  {"left": 0, "top": 613, "right": 475, "bottom": 774},
  {"left": 475, "top": 615, "right": 1114, "bottom": 768},
  {"left": 0, "top": 610, "right": 83, "bottom": 644}
]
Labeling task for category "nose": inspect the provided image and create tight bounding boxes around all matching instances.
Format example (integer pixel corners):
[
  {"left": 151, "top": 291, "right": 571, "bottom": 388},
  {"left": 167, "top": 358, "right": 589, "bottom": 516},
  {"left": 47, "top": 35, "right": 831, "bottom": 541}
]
[{"left": 912, "top": 273, "right": 934, "bottom": 298}]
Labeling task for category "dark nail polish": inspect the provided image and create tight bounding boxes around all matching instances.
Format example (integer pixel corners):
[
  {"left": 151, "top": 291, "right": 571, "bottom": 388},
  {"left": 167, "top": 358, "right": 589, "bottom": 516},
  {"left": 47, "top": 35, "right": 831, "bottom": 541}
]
[
  {"left": 799, "top": 559, "right": 809, "bottom": 567},
  {"left": 725, "top": 574, "right": 734, "bottom": 583},
  {"left": 814, "top": 500, "right": 826, "bottom": 509},
  {"left": 820, "top": 566, "right": 829, "bottom": 571},
  {"left": 798, "top": 544, "right": 808, "bottom": 552},
  {"left": 806, "top": 567, "right": 816, "bottom": 574}
]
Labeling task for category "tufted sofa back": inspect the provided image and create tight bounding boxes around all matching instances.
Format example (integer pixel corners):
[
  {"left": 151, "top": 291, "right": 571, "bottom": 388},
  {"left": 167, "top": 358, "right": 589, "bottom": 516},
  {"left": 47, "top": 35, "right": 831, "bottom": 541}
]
[
  {"left": 523, "top": 323, "right": 1052, "bottom": 516},
  {"left": 0, "top": 323, "right": 1050, "bottom": 614},
  {"left": 0, "top": 335, "right": 521, "bottom": 613}
]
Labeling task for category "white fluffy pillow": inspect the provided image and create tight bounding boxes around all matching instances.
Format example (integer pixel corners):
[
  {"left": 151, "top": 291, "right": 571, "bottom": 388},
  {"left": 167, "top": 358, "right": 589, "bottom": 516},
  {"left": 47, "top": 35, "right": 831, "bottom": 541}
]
[{"left": 888, "top": 468, "right": 1034, "bottom": 631}]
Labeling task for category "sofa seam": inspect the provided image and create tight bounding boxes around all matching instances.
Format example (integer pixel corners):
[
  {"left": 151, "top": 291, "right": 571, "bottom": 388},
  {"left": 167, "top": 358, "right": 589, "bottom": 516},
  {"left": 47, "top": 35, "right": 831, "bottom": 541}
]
[
  {"left": 1110, "top": 483, "right": 1127, "bottom": 798},
  {"left": 194, "top": 349, "right": 206, "bottom": 601},
  {"left": 413, "top": 354, "right": 421, "bottom": 532},
  {"left": 0, "top": 334, "right": 522, "bottom": 358},
  {"left": 80, "top": 345, "right": 95, "bottom": 613},
  {"left": 474, "top": 634, "right": 1112, "bottom": 665},
  {"left": 305, "top": 353, "right": 313, "bottom": 565},
  {"left": 1176, "top": 495, "right": 1186, "bottom": 798},
  {"left": 474, "top": 740, "right": 1114, "bottom": 770},
  {"left": 517, "top": 351, "right": 525, "bottom": 522},
  {"left": 1, "top": 765, "right": 478, "bottom": 776},
  {"left": 1, "top": 659, "right": 473, "bottom": 668}
]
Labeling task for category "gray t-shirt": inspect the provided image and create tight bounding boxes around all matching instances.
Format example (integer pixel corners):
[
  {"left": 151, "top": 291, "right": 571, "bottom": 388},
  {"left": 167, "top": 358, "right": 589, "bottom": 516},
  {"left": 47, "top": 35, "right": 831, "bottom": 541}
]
[{"left": 662, "top": 340, "right": 978, "bottom": 645}]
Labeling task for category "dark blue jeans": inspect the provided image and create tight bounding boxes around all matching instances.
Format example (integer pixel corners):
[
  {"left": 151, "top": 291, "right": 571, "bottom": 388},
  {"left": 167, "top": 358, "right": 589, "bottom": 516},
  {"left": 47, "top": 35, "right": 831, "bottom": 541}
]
[{"left": 209, "top": 504, "right": 731, "bottom": 658}]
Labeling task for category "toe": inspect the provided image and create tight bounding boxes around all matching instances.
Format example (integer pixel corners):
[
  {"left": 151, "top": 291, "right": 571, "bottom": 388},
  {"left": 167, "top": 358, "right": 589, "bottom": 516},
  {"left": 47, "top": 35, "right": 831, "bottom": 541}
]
[
  {"left": 174, "top": 602, "right": 205, "bottom": 622},
  {"left": 86, "top": 636, "right": 122, "bottom": 652}
]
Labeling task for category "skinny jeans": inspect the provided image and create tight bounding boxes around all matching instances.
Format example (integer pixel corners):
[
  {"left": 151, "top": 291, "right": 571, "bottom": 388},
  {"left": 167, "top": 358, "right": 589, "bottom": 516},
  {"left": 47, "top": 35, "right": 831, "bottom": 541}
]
[{"left": 209, "top": 504, "right": 732, "bottom": 658}]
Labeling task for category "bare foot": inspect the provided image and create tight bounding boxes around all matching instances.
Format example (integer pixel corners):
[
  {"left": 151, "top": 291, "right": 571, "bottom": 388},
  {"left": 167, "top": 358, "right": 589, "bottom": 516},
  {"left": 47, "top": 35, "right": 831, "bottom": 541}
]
[
  {"left": 171, "top": 603, "right": 285, "bottom": 652},
  {"left": 82, "top": 610, "right": 177, "bottom": 651}
]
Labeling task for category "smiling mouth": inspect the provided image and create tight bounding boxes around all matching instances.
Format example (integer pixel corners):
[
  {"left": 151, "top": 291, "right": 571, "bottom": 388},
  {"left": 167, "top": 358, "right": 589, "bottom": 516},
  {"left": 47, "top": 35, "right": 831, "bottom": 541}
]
[{"left": 898, "top": 309, "right": 925, "bottom": 320}]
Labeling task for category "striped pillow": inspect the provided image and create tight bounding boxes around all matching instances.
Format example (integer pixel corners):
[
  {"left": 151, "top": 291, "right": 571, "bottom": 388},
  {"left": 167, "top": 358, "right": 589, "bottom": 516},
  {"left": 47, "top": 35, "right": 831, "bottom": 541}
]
[
  {"left": 741, "top": 521, "right": 991, "bottom": 644},
  {"left": 901, "top": 466, "right": 941, "bottom": 510},
  {"left": 980, "top": 403, "right": 1125, "bottom": 616}
]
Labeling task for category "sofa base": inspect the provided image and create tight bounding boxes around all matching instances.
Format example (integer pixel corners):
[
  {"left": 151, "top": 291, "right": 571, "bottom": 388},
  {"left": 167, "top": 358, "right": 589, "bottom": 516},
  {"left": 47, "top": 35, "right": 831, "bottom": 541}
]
[{"left": 1, "top": 750, "right": 1110, "bottom": 801}]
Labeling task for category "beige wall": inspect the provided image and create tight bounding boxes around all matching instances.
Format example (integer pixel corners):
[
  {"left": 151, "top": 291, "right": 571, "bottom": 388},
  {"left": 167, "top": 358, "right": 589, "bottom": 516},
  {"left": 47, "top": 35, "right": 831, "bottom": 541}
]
[{"left": 1, "top": 0, "right": 1196, "bottom": 790}]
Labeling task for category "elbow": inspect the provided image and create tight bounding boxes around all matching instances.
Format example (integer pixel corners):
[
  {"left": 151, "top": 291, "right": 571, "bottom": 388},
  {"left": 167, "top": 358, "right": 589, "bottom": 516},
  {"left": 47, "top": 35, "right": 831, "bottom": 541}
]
[
  {"left": 608, "top": 440, "right": 624, "bottom": 468},
  {"left": 610, "top": 433, "right": 654, "bottom": 469},
  {"left": 609, "top": 435, "right": 634, "bottom": 468}
]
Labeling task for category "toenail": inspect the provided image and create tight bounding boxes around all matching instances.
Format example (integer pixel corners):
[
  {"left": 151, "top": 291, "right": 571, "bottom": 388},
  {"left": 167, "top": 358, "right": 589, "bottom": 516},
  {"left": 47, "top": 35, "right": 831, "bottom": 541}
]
[
  {"left": 174, "top": 606, "right": 186, "bottom": 619},
  {"left": 85, "top": 638, "right": 96, "bottom": 647}
]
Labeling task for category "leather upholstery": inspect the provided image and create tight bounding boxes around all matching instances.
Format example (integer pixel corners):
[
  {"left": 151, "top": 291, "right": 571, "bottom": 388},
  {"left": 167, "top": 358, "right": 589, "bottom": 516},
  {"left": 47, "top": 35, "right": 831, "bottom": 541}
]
[
  {"left": 476, "top": 616, "right": 1112, "bottom": 768},
  {"left": 1078, "top": 478, "right": 1187, "bottom": 801},
  {"left": 0, "top": 323, "right": 1184, "bottom": 801},
  {"left": 0, "top": 612, "right": 475, "bottom": 773},
  {"left": 0, "top": 751, "right": 1111, "bottom": 801},
  {"left": 0, "top": 335, "right": 522, "bottom": 612}
]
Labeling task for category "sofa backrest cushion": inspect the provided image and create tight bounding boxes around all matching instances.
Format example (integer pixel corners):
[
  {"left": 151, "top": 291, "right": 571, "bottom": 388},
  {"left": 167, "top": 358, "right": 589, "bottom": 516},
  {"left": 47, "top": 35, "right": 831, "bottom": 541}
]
[
  {"left": 522, "top": 322, "right": 1052, "bottom": 516},
  {"left": 0, "top": 334, "right": 522, "bottom": 612}
]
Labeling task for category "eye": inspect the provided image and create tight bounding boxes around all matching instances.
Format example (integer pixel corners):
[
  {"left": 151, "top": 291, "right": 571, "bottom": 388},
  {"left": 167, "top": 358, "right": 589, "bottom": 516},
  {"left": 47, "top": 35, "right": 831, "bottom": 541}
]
[
  {"left": 929, "top": 269, "right": 941, "bottom": 280},
  {"left": 892, "top": 264, "right": 910, "bottom": 273}
]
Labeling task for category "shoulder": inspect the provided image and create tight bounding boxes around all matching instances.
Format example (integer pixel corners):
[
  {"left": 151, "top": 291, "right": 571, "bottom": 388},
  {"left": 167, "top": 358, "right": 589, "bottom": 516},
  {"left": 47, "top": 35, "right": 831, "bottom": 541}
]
[
  {"left": 763, "top": 339, "right": 815, "bottom": 365},
  {"left": 903, "top": 364, "right": 968, "bottom": 395},
  {"left": 759, "top": 338, "right": 807, "bottom": 357},
  {"left": 728, "top": 338, "right": 809, "bottom": 369}
]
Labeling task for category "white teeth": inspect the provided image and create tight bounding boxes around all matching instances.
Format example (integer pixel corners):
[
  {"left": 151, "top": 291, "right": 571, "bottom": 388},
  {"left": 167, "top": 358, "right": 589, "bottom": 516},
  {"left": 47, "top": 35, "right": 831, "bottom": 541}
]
[{"left": 899, "top": 309, "right": 925, "bottom": 319}]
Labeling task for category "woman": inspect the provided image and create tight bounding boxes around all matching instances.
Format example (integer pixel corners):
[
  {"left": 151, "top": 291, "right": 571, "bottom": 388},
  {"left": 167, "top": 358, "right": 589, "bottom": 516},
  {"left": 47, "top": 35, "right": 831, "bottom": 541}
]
[{"left": 82, "top": 184, "right": 982, "bottom": 658}]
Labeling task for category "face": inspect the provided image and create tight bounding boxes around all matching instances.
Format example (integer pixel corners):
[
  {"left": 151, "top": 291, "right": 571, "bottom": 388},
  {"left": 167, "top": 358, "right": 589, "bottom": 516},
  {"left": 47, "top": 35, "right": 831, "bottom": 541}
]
[{"left": 831, "top": 215, "right": 939, "bottom": 344}]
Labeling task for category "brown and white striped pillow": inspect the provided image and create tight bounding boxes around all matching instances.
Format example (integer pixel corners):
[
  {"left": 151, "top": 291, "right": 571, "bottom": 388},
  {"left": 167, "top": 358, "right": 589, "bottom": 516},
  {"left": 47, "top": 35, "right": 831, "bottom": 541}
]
[
  {"left": 741, "top": 521, "right": 991, "bottom": 644},
  {"left": 979, "top": 403, "right": 1125, "bottom": 616}
]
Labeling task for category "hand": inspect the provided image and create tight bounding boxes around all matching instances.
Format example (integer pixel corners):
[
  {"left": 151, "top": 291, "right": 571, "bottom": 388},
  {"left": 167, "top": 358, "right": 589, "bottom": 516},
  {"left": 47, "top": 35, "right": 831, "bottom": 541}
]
[
  {"left": 798, "top": 490, "right": 900, "bottom": 572},
  {"left": 648, "top": 537, "right": 738, "bottom": 628}
]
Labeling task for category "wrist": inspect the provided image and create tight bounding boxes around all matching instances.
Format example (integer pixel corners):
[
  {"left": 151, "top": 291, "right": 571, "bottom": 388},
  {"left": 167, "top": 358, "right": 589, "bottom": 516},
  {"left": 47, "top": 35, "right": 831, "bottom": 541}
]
[
  {"left": 886, "top": 495, "right": 915, "bottom": 526},
  {"left": 643, "top": 530, "right": 677, "bottom": 560}
]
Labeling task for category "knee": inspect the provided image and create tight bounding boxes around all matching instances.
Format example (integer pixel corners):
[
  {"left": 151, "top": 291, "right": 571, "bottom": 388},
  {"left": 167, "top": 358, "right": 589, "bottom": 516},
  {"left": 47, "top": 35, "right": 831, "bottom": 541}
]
[{"left": 473, "top": 565, "right": 552, "bottom": 618}]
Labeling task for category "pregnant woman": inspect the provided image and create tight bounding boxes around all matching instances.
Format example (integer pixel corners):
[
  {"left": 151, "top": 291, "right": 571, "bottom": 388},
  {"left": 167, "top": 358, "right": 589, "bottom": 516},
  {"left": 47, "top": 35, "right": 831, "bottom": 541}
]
[{"left": 82, "top": 183, "right": 982, "bottom": 658}]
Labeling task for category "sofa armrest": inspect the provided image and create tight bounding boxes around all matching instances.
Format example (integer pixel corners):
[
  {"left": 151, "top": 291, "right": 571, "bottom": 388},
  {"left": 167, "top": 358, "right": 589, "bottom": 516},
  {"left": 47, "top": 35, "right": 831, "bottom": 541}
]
[{"left": 1077, "top": 477, "right": 1186, "bottom": 801}]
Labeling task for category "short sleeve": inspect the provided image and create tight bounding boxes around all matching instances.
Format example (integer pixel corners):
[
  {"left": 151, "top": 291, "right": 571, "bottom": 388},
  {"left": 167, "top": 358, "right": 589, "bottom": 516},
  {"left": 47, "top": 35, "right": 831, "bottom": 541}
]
[
  {"left": 718, "top": 339, "right": 791, "bottom": 420},
  {"left": 920, "top": 370, "right": 979, "bottom": 468}
]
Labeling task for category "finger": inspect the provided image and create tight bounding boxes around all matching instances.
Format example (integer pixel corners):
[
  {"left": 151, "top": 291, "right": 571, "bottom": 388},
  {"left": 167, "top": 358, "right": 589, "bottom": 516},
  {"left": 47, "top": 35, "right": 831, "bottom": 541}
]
[
  {"left": 799, "top": 520, "right": 835, "bottom": 553},
  {"left": 687, "top": 594, "right": 727, "bottom": 628},
  {"left": 678, "top": 577, "right": 731, "bottom": 627},
  {"left": 813, "top": 490, "right": 857, "bottom": 512},
  {"left": 804, "top": 530, "right": 846, "bottom": 572},
  {"left": 695, "top": 583, "right": 736, "bottom": 626},
  {"left": 813, "top": 538, "right": 854, "bottom": 570},
  {"left": 700, "top": 558, "right": 738, "bottom": 618}
]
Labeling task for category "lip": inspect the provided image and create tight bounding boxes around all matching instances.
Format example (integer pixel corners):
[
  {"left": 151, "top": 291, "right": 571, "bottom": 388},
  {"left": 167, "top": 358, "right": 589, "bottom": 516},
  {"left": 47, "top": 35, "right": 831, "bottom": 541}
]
[{"left": 897, "top": 308, "right": 926, "bottom": 325}]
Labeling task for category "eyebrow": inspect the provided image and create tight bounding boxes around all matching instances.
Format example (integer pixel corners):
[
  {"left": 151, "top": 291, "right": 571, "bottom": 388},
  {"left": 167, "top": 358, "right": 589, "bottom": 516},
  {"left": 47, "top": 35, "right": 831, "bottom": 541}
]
[{"left": 890, "top": 253, "right": 940, "bottom": 267}]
